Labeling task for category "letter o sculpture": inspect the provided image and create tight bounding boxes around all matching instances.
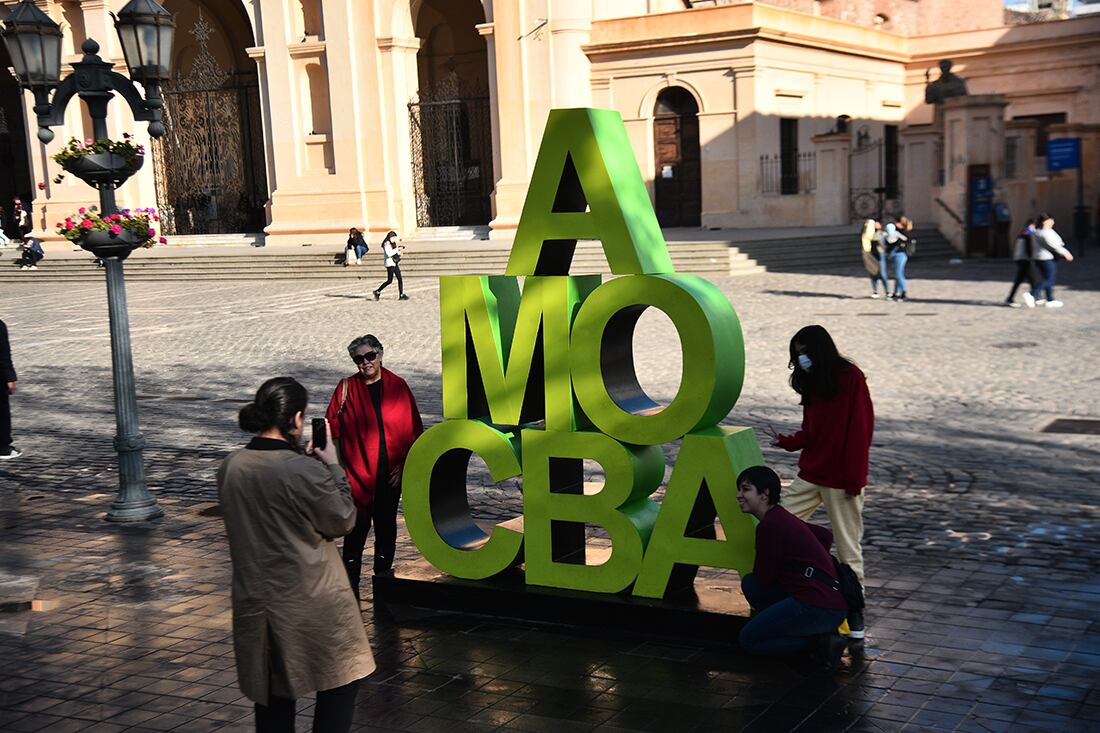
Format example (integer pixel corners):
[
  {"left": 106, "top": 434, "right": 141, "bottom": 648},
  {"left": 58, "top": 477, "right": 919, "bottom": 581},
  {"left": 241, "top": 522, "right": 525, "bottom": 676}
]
[{"left": 570, "top": 274, "right": 745, "bottom": 445}]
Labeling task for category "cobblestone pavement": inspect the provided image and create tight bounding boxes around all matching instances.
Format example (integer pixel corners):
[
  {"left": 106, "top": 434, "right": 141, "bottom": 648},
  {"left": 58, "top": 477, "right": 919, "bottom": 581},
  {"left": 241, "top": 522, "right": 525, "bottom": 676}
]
[{"left": 1, "top": 253, "right": 1099, "bottom": 732}]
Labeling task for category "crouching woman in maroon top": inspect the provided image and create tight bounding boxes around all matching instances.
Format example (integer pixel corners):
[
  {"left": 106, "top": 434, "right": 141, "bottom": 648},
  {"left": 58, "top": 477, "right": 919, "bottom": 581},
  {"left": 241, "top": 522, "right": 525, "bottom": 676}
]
[
  {"left": 326, "top": 334, "right": 423, "bottom": 597},
  {"left": 770, "top": 324, "right": 873, "bottom": 638},
  {"left": 737, "top": 466, "right": 849, "bottom": 670}
]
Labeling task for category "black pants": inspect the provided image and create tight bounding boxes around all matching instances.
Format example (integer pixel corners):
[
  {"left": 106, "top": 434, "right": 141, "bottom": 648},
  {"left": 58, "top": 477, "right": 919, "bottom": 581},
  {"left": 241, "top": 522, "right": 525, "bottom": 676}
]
[
  {"left": 254, "top": 679, "right": 359, "bottom": 733},
  {"left": 376, "top": 265, "right": 403, "bottom": 295},
  {"left": 1006, "top": 260, "right": 1037, "bottom": 301},
  {"left": 17, "top": 250, "right": 42, "bottom": 267},
  {"left": 0, "top": 386, "right": 11, "bottom": 452},
  {"left": 342, "top": 480, "right": 400, "bottom": 593}
]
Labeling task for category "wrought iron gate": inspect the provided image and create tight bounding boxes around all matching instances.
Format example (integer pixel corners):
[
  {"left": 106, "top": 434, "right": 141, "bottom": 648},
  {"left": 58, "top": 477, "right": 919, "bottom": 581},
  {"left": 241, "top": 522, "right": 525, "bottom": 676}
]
[
  {"left": 151, "top": 12, "right": 267, "bottom": 236},
  {"left": 408, "top": 74, "right": 493, "bottom": 227},
  {"left": 849, "top": 136, "right": 903, "bottom": 222}
]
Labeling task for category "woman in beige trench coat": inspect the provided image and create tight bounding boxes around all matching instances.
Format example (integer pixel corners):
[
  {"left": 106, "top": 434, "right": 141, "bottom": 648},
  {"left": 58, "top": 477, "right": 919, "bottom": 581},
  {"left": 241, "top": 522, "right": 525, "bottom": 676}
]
[{"left": 217, "top": 377, "right": 375, "bottom": 733}]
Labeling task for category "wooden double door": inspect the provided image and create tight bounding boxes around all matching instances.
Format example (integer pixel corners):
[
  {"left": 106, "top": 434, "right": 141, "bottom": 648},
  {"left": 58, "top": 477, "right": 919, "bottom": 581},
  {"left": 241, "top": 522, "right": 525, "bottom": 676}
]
[{"left": 654, "top": 112, "right": 702, "bottom": 228}]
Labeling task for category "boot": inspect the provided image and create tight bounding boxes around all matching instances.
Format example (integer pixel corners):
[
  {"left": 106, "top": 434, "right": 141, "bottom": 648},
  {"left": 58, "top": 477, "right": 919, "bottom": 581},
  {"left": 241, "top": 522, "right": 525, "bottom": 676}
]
[{"left": 342, "top": 557, "right": 362, "bottom": 600}]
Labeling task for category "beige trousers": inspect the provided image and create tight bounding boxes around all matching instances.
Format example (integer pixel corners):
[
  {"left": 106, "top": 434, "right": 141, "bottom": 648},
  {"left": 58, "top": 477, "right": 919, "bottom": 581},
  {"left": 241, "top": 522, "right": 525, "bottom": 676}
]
[{"left": 781, "top": 477, "right": 865, "bottom": 587}]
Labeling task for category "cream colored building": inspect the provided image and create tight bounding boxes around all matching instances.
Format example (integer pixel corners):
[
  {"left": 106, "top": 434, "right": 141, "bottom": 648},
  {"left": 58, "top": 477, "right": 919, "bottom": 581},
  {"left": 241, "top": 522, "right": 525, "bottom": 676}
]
[{"left": 3, "top": 0, "right": 1098, "bottom": 254}]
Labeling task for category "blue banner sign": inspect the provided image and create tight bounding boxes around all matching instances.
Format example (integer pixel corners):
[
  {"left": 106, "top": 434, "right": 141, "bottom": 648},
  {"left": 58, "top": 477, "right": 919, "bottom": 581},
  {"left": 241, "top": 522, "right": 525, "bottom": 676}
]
[
  {"left": 1047, "top": 138, "right": 1080, "bottom": 172},
  {"left": 970, "top": 174, "right": 993, "bottom": 228}
]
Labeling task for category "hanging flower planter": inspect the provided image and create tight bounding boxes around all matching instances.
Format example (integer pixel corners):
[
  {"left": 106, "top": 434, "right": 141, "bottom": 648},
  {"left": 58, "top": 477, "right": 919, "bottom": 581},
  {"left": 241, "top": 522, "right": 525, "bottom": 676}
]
[
  {"left": 56, "top": 206, "right": 162, "bottom": 260},
  {"left": 52, "top": 135, "right": 146, "bottom": 188}
]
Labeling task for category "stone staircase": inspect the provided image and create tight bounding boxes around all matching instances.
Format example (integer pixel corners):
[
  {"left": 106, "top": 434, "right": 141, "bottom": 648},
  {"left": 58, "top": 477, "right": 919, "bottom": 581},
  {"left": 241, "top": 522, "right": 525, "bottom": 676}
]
[{"left": 0, "top": 228, "right": 957, "bottom": 283}]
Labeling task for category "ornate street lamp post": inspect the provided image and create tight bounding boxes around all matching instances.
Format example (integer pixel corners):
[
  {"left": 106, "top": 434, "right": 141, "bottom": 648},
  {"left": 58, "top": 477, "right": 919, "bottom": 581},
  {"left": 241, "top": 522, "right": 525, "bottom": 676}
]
[{"left": 2, "top": 0, "right": 174, "bottom": 522}]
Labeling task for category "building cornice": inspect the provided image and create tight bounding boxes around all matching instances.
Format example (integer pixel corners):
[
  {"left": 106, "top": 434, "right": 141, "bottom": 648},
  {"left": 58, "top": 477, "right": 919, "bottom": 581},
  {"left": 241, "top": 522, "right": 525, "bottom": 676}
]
[
  {"left": 377, "top": 36, "right": 421, "bottom": 52},
  {"left": 288, "top": 40, "right": 326, "bottom": 58}
]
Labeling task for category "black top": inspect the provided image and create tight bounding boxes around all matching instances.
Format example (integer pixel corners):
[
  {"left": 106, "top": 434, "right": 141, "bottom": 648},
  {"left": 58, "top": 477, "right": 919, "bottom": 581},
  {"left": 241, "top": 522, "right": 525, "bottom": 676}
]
[
  {"left": 245, "top": 436, "right": 298, "bottom": 452},
  {"left": 0, "top": 320, "right": 15, "bottom": 383},
  {"left": 367, "top": 380, "right": 389, "bottom": 487}
]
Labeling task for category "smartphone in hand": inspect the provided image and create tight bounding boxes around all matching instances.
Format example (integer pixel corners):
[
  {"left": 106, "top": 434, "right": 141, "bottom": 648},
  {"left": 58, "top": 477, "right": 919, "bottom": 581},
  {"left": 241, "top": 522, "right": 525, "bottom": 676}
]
[{"left": 311, "top": 417, "right": 327, "bottom": 451}]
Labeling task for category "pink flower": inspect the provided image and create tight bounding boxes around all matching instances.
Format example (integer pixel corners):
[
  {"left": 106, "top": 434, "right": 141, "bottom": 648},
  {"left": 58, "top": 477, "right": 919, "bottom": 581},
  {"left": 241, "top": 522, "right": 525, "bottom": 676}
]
[
  {"left": 147, "top": 229, "right": 156, "bottom": 237},
  {"left": 81, "top": 219, "right": 94, "bottom": 229},
  {"left": 110, "top": 214, "right": 121, "bottom": 221},
  {"left": 38, "top": 182, "right": 45, "bottom": 190},
  {"left": 78, "top": 207, "right": 86, "bottom": 214},
  {"left": 153, "top": 216, "right": 159, "bottom": 222},
  {"left": 64, "top": 219, "right": 73, "bottom": 227},
  {"left": 158, "top": 237, "right": 167, "bottom": 244},
  {"left": 110, "top": 224, "right": 122, "bottom": 235},
  {"left": 85, "top": 138, "right": 93, "bottom": 146}
]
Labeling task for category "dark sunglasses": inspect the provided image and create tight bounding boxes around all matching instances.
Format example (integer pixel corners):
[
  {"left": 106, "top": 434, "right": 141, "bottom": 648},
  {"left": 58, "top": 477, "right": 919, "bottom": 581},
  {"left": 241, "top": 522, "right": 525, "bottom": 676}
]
[{"left": 352, "top": 351, "right": 378, "bottom": 365}]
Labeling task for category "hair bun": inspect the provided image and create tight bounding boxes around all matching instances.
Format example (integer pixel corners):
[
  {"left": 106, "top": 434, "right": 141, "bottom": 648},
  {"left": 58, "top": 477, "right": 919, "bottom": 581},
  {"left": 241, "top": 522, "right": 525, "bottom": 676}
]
[{"left": 238, "top": 402, "right": 269, "bottom": 433}]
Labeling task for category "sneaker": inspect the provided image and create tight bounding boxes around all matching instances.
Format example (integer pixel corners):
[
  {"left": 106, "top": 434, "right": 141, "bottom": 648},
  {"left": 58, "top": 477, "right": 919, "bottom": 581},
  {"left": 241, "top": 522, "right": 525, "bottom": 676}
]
[
  {"left": 356, "top": 259, "right": 362, "bottom": 265},
  {"left": 0, "top": 448, "right": 22, "bottom": 460},
  {"left": 847, "top": 610, "right": 865, "bottom": 640},
  {"left": 814, "top": 633, "right": 847, "bottom": 674},
  {"left": 870, "top": 292, "right": 880, "bottom": 299},
  {"left": 20, "top": 265, "right": 28, "bottom": 270},
  {"left": 1022, "top": 292, "right": 1036, "bottom": 308},
  {"left": 1035, "top": 298, "right": 1047, "bottom": 306},
  {"left": 1046, "top": 300, "right": 1064, "bottom": 308},
  {"left": 373, "top": 290, "right": 380, "bottom": 301},
  {"left": 399, "top": 294, "right": 409, "bottom": 301},
  {"left": 29, "top": 265, "right": 36, "bottom": 270},
  {"left": 1005, "top": 301, "right": 1021, "bottom": 308}
]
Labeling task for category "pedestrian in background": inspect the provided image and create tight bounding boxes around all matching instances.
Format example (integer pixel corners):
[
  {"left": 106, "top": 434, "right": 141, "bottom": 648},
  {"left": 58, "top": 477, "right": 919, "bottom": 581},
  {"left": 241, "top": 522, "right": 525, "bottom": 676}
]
[
  {"left": 218, "top": 377, "right": 374, "bottom": 733},
  {"left": 860, "top": 219, "right": 888, "bottom": 298},
  {"left": 14, "top": 198, "right": 31, "bottom": 237},
  {"left": 17, "top": 235, "right": 44, "bottom": 270},
  {"left": 373, "top": 231, "right": 408, "bottom": 301},
  {"left": 1005, "top": 218, "right": 1039, "bottom": 308},
  {"left": 767, "top": 325, "right": 874, "bottom": 639},
  {"left": 880, "top": 223, "right": 910, "bottom": 300},
  {"left": 736, "top": 466, "right": 848, "bottom": 673},
  {"left": 327, "top": 335, "right": 423, "bottom": 598},
  {"left": 0, "top": 319, "right": 20, "bottom": 460},
  {"left": 345, "top": 227, "right": 368, "bottom": 267},
  {"left": 1032, "top": 212, "right": 1074, "bottom": 308}
]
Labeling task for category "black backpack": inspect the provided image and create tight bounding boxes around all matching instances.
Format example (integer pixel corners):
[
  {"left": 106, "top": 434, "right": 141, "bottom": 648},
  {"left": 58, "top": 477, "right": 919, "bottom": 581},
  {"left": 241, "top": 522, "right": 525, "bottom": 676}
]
[{"left": 807, "top": 559, "right": 864, "bottom": 613}]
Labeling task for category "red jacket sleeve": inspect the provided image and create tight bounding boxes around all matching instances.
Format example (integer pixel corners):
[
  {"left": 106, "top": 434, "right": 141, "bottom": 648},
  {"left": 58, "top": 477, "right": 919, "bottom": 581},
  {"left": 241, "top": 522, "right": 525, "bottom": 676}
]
[
  {"left": 752, "top": 522, "right": 781, "bottom": 587},
  {"left": 776, "top": 424, "right": 807, "bottom": 451},
  {"left": 841, "top": 370, "right": 874, "bottom": 494}
]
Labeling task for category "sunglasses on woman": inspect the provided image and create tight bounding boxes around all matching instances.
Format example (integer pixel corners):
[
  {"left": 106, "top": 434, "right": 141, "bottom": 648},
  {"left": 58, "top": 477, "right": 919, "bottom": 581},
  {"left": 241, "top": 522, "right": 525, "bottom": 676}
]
[{"left": 352, "top": 351, "right": 378, "bottom": 364}]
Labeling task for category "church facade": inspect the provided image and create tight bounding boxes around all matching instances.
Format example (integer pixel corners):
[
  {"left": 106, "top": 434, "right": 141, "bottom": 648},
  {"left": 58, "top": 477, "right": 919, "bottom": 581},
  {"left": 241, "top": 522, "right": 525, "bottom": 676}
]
[{"left": 3, "top": 0, "right": 1098, "bottom": 251}]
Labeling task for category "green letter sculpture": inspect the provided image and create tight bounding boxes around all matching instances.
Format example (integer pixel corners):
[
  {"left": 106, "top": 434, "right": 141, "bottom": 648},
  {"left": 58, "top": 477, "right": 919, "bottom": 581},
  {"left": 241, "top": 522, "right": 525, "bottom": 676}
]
[{"left": 404, "top": 107, "right": 766, "bottom": 603}]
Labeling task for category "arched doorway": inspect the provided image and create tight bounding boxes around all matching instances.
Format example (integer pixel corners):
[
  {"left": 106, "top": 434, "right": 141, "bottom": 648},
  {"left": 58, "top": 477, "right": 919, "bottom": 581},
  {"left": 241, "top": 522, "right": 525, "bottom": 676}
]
[
  {"left": 653, "top": 87, "right": 701, "bottom": 228},
  {"left": 408, "top": 0, "right": 493, "bottom": 228},
  {"left": 151, "top": 1, "right": 267, "bottom": 236},
  {"left": 0, "top": 42, "right": 33, "bottom": 238}
]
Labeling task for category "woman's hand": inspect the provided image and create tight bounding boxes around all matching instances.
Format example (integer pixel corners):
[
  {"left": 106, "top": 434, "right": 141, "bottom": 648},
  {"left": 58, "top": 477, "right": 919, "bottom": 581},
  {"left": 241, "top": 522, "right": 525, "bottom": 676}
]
[
  {"left": 307, "top": 419, "right": 340, "bottom": 466},
  {"left": 764, "top": 423, "right": 781, "bottom": 447}
]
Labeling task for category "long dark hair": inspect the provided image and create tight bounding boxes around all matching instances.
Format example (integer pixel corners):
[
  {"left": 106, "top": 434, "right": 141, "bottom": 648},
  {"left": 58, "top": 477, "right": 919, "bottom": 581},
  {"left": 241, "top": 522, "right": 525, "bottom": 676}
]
[
  {"left": 788, "top": 325, "right": 857, "bottom": 404},
  {"left": 381, "top": 230, "right": 397, "bottom": 247},
  {"left": 238, "top": 377, "right": 308, "bottom": 449}
]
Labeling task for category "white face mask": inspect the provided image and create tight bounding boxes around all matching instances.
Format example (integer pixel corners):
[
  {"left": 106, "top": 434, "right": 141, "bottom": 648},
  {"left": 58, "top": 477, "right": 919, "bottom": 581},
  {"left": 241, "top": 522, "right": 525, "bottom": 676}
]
[{"left": 797, "top": 354, "right": 813, "bottom": 371}]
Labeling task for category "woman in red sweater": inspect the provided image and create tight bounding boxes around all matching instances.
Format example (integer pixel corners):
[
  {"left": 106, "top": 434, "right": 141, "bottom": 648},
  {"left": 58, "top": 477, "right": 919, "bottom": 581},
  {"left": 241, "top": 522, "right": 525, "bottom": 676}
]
[{"left": 771, "top": 325, "right": 873, "bottom": 638}]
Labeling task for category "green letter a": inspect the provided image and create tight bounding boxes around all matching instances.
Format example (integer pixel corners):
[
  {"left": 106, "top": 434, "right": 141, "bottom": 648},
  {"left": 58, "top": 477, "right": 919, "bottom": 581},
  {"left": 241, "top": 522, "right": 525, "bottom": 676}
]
[{"left": 507, "top": 108, "right": 673, "bottom": 276}]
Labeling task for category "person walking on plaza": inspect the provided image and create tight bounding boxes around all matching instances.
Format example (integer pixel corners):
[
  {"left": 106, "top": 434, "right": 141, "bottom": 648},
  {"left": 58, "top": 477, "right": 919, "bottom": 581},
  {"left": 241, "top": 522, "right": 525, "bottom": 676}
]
[
  {"left": 345, "top": 227, "right": 368, "bottom": 266},
  {"left": 326, "top": 335, "right": 423, "bottom": 597},
  {"left": 17, "top": 235, "right": 44, "bottom": 270},
  {"left": 736, "top": 466, "right": 848, "bottom": 672},
  {"left": 372, "top": 230, "right": 408, "bottom": 300},
  {"left": 879, "top": 222, "right": 910, "bottom": 300},
  {"left": 1032, "top": 213, "right": 1074, "bottom": 308},
  {"left": 767, "top": 325, "right": 874, "bottom": 639},
  {"left": 0, "top": 320, "right": 20, "bottom": 460},
  {"left": 1005, "top": 219, "right": 1039, "bottom": 308},
  {"left": 13, "top": 198, "right": 31, "bottom": 238},
  {"left": 217, "top": 377, "right": 374, "bottom": 733},
  {"left": 860, "top": 219, "right": 888, "bottom": 298}
]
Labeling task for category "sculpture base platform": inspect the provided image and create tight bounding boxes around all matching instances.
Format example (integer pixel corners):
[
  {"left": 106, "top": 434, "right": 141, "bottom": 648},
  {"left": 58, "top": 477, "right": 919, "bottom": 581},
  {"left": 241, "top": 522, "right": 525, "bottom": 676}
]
[{"left": 372, "top": 556, "right": 750, "bottom": 643}]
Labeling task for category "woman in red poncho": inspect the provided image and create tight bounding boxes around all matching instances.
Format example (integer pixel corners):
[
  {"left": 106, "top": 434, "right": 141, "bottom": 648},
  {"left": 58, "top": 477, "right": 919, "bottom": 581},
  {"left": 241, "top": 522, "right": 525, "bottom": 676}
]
[
  {"left": 769, "top": 324, "right": 874, "bottom": 639},
  {"left": 326, "top": 334, "right": 423, "bottom": 598}
]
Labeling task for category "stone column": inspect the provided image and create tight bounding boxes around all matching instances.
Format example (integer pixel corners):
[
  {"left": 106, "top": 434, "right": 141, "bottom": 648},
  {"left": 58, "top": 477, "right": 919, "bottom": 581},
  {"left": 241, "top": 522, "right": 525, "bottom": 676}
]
[
  {"left": 898, "top": 124, "right": 939, "bottom": 225},
  {"left": 375, "top": 35, "right": 421, "bottom": 235},
  {"left": 810, "top": 132, "right": 850, "bottom": 226},
  {"left": 936, "top": 94, "right": 1008, "bottom": 255},
  {"left": 485, "top": 8, "right": 530, "bottom": 237}
]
